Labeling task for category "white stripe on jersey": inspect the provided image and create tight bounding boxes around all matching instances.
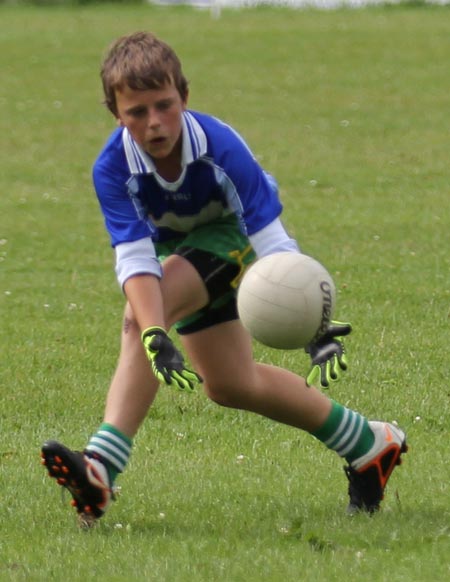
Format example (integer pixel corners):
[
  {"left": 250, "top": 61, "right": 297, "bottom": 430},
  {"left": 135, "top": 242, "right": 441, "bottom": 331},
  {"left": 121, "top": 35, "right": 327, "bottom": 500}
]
[{"left": 123, "top": 129, "right": 150, "bottom": 174}]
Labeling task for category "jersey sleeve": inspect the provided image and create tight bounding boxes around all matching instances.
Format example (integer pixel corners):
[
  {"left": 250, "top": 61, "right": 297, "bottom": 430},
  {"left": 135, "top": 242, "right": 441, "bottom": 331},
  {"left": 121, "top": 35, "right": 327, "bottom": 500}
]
[
  {"left": 92, "top": 154, "right": 152, "bottom": 248},
  {"left": 213, "top": 125, "right": 283, "bottom": 236},
  {"left": 249, "top": 218, "right": 299, "bottom": 258}
]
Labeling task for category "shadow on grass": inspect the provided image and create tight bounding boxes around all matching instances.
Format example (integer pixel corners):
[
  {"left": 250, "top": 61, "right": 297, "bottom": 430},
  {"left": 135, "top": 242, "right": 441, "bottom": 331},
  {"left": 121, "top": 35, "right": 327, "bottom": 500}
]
[{"left": 94, "top": 498, "right": 450, "bottom": 558}]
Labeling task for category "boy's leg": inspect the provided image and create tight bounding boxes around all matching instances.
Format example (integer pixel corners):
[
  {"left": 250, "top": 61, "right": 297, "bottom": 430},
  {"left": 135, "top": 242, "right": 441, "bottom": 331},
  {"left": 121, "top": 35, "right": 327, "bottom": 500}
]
[
  {"left": 182, "top": 319, "right": 407, "bottom": 514},
  {"left": 102, "top": 302, "right": 159, "bottom": 437},
  {"left": 41, "top": 255, "right": 210, "bottom": 525},
  {"left": 81, "top": 254, "right": 209, "bottom": 472},
  {"left": 41, "top": 304, "right": 157, "bottom": 525}
]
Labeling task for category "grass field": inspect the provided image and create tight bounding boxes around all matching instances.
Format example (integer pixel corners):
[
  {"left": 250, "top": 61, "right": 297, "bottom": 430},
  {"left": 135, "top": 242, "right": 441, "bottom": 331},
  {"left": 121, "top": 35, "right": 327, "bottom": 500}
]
[{"left": 1, "top": 3, "right": 449, "bottom": 581}]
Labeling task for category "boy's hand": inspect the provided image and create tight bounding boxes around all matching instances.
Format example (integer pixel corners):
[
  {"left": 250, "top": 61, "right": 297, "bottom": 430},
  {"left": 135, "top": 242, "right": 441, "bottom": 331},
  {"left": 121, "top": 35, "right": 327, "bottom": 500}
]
[
  {"left": 142, "top": 327, "right": 202, "bottom": 392},
  {"left": 306, "top": 321, "right": 352, "bottom": 388}
]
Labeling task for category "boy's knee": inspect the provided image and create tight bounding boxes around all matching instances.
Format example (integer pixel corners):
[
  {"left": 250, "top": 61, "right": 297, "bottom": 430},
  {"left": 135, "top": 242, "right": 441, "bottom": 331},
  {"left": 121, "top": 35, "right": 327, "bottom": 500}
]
[{"left": 204, "top": 383, "right": 240, "bottom": 409}]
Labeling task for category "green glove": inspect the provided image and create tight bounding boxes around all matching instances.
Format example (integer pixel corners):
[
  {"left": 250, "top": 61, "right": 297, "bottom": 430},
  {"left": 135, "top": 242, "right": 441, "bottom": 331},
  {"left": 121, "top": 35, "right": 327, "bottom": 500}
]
[
  {"left": 142, "top": 326, "right": 202, "bottom": 392},
  {"left": 306, "top": 321, "right": 352, "bottom": 388}
]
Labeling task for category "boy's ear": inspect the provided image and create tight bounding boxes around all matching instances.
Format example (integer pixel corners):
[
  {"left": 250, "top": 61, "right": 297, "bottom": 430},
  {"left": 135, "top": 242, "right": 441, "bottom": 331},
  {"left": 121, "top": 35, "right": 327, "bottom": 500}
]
[{"left": 117, "top": 117, "right": 125, "bottom": 127}]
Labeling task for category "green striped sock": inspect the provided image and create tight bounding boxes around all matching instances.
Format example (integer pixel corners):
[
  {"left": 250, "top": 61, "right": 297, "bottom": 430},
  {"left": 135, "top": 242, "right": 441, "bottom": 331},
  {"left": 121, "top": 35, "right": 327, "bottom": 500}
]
[
  {"left": 312, "top": 401, "right": 375, "bottom": 463},
  {"left": 85, "top": 423, "right": 132, "bottom": 483}
]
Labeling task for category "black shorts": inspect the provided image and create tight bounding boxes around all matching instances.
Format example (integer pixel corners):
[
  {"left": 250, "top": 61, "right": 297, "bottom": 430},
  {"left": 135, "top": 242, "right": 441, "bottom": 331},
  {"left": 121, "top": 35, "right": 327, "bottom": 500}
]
[
  {"left": 174, "top": 246, "right": 242, "bottom": 335},
  {"left": 154, "top": 216, "right": 256, "bottom": 335}
]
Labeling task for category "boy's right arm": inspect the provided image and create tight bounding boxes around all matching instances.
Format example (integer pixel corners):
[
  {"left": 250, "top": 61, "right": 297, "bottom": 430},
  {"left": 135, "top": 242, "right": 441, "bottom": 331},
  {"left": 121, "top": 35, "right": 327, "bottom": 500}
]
[
  {"left": 124, "top": 275, "right": 202, "bottom": 391},
  {"left": 93, "top": 144, "right": 201, "bottom": 391}
]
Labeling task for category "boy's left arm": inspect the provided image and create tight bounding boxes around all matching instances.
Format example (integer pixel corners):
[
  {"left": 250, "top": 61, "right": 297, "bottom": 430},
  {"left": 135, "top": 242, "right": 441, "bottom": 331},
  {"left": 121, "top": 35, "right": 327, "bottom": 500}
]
[{"left": 305, "top": 321, "right": 352, "bottom": 389}]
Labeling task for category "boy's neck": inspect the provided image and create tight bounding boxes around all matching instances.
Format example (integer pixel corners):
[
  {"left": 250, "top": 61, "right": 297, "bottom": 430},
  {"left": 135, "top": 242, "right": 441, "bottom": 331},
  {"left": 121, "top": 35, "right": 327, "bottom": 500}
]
[{"left": 152, "top": 137, "right": 183, "bottom": 182}]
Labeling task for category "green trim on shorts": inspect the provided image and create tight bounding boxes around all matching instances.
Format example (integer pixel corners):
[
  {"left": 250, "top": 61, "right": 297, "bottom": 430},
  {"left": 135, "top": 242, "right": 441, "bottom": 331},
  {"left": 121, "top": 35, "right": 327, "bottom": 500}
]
[{"left": 155, "top": 214, "right": 256, "bottom": 331}]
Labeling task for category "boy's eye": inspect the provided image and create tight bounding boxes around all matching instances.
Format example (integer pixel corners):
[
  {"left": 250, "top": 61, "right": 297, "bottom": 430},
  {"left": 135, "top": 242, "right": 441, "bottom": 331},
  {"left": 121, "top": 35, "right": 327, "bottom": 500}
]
[
  {"left": 130, "top": 108, "right": 147, "bottom": 117},
  {"left": 156, "top": 100, "right": 172, "bottom": 111}
]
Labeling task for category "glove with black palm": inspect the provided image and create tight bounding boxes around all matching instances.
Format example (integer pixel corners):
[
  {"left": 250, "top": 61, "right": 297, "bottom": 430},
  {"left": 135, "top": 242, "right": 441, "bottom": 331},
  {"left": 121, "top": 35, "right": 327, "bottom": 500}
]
[
  {"left": 142, "top": 326, "right": 202, "bottom": 392},
  {"left": 306, "top": 321, "right": 352, "bottom": 388}
]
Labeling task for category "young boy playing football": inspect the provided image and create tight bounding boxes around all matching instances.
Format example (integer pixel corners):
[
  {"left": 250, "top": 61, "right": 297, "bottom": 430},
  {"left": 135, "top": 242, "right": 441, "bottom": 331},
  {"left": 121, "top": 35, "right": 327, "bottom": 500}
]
[{"left": 41, "top": 31, "right": 407, "bottom": 527}]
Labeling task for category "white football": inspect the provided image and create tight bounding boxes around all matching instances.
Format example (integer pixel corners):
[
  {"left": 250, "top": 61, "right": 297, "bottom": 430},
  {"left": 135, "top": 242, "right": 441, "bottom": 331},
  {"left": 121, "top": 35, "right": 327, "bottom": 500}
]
[{"left": 237, "top": 252, "right": 336, "bottom": 349}]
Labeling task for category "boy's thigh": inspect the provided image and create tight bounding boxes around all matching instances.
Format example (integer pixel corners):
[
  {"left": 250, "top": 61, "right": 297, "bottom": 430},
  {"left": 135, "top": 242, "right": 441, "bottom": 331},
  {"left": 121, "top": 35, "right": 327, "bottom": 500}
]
[
  {"left": 156, "top": 216, "right": 256, "bottom": 334},
  {"left": 180, "top": 318, "right": 255, "bottom": 386}
]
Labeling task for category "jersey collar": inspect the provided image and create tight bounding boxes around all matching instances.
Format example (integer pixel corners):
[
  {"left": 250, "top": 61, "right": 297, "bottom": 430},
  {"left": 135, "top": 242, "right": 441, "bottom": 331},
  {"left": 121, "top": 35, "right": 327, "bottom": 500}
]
[{"left": 122, "top": 111, "right": 207, "bottom": 175}]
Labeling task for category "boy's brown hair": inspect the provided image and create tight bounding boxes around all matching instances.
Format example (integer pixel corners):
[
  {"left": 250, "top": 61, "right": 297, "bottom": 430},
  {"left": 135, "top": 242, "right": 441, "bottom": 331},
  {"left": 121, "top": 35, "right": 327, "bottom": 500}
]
[{"left": 101, "top": 31, "right": 189, "bottom": 116}]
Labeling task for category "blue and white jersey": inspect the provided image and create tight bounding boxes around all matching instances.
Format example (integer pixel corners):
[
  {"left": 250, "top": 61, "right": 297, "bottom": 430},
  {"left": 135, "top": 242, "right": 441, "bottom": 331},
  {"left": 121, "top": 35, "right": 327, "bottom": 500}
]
[{"left": 92, "top": 110, "right": 298, "bottom": 286}]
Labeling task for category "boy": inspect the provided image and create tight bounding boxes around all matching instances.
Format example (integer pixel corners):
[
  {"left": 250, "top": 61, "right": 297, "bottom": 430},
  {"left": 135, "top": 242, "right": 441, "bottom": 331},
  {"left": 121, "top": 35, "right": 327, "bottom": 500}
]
[{"left": 41, "top": 32, "right": 407, "bottom": 527}]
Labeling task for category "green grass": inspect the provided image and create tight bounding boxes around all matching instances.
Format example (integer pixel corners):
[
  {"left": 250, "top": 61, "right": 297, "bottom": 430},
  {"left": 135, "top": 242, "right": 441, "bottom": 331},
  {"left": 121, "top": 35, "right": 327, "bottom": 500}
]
[{"left": 1, "top": 3, "right": 449, "bottom": 581}]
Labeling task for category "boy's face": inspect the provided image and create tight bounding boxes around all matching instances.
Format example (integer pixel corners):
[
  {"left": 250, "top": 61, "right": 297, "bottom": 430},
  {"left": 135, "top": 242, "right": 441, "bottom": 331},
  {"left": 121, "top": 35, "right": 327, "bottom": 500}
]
[{"left": 115, "top": 82, "right": 187, "bottom": 160}]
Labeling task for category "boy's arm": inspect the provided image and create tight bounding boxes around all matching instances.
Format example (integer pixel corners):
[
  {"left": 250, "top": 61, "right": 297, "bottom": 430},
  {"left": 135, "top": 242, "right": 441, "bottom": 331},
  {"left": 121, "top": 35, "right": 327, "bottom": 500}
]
[
  {"left": 249, "top": 222, "right": 351, "bottom": 389},
  {"left": 248, "top": 218, "right": 299, "bottom": 258},
  {"left": 123, "top": 274, "right": 165, "bottom": 331},
  {"left": 124, "top": 275, "right": 202, "bottom": 391}
]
